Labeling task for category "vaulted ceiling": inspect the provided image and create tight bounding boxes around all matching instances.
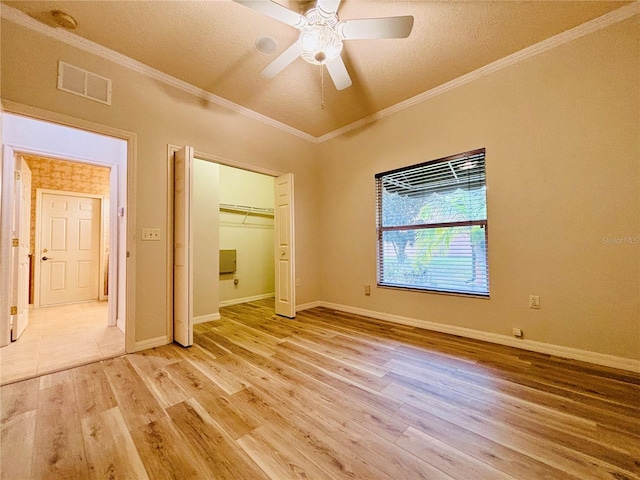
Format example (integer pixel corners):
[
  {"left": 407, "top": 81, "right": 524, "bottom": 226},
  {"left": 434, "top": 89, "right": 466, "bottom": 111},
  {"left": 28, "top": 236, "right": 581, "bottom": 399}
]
[{"left": 3, "top": 0, "right": 632, "bottom": 138}]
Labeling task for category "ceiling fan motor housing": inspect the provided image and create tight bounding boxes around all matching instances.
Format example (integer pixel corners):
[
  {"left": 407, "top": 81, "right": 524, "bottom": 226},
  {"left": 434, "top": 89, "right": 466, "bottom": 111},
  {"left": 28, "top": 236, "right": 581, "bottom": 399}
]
[{"left": 305, "top": 7, "right": 338, "bottom": 27}]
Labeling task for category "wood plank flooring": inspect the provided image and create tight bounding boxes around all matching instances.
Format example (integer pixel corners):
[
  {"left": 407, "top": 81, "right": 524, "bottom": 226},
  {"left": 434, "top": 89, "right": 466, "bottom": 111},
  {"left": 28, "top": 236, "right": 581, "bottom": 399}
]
[{"left": 1, "top": 299, "right": 639, "bottom": 479}]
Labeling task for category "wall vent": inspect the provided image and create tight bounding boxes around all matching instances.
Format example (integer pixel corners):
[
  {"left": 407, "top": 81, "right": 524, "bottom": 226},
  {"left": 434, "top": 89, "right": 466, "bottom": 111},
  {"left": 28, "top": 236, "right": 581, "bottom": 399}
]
[{"left": 57, "top": 61, "right": 112, "bottom": 105}]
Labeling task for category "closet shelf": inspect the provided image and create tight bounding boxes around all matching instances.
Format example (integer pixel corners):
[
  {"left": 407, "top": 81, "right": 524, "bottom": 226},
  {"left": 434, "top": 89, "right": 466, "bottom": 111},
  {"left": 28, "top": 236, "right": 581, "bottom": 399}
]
[{"left": 219, "top": 203, "right": 274, "bottom": 224}]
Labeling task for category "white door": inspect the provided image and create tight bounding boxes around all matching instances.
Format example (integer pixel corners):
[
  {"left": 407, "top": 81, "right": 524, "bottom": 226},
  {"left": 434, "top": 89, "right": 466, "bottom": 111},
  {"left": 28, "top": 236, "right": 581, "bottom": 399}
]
[
  {"left": 39, "top": 192, "right": 101, "bottom": 306},
  {"left": 0, "top": 146, "right": 17, "bottom": 346},
  {"left": 11, "top": 157, "right": 31, "bottom": 340},
  {"left": 0, "top": 110, "right": 5, "bottom": 347},
  {"left": 174, "top": 146, "right": 193, "bottom": 347},
  {"left": 274, "top": 174, "right": 296, "bottom": 318}
]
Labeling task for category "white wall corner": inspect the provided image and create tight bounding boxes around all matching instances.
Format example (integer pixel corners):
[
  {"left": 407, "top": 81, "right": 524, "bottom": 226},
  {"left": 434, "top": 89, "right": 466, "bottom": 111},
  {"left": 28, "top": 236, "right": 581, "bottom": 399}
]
[{"left": 317, "top": 302, "right": 640, "bottom": 373}]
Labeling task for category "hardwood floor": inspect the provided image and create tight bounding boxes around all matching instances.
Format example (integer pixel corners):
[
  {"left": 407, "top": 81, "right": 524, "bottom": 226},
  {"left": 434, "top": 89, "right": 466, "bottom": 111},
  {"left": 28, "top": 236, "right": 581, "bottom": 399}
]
[
  {"left": 0, "top": 301, "right": 124, "bottom": 385},
  {"left": 1, "top": 299, "right": 639, "bottom": 479}
]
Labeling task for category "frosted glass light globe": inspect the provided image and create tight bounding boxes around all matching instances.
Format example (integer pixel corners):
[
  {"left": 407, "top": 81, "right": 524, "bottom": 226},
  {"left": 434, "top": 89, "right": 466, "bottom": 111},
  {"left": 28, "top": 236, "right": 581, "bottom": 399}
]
[{"left": 298, "top": 25, "right": 343, "bottom": 65}]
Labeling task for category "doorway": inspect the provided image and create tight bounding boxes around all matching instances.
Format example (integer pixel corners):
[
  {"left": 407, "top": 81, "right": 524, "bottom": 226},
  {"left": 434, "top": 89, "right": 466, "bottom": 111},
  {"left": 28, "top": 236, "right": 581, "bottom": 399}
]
[
  {"left": 0, "top": 111, "right": 132, "bottom": 384},
  {"left": 205, "top": 162, "right": 276, "bottom": 310},
  {"left": 168, "top": 146, "right": 295, "bottom": 347}
]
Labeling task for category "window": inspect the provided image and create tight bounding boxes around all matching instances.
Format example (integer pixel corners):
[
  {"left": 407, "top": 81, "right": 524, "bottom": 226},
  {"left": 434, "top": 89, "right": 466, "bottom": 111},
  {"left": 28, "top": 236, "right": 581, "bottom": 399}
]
[{"left": 375, "top": 148, "right": 489, "bottom": 296}]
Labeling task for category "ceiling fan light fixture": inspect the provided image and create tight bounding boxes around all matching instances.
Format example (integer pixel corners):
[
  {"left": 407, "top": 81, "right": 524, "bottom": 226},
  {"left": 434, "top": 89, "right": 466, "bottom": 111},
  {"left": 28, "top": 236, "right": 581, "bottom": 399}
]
[{"left": 297, "top": 25, "right": 343, "bottom": 65}]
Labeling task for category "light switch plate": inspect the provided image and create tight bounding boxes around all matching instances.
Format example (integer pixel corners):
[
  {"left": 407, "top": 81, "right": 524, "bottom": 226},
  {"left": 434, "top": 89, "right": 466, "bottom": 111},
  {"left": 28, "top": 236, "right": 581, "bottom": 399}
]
[{"left": 142, "top": 228, "right": 160, "bottom": 241}]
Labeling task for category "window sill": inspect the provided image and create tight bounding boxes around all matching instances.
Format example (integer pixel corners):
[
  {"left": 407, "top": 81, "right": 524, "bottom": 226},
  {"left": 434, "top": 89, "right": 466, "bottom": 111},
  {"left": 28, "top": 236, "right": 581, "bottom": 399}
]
[{"left": 377, "top": 283, "right": 490, "bottom": 299}]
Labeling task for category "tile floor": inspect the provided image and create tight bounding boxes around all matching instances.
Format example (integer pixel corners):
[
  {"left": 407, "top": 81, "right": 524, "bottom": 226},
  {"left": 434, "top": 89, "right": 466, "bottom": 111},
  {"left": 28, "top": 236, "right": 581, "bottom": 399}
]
[{"left": 0, "top": 301, "right": 124, "bottom": 385}]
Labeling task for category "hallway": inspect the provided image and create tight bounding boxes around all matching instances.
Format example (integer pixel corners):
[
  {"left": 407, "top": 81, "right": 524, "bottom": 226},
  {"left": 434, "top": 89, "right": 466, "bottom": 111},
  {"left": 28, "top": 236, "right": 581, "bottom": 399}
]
[{"left": 0, "top": 301, "right": 124, "bottom": 385}]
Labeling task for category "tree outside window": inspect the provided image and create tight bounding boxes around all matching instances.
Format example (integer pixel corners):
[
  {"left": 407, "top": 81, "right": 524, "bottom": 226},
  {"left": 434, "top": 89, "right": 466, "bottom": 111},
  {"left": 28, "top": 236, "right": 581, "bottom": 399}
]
[{"left": 376, "top": 149, "right": 489, "bottom": 296}]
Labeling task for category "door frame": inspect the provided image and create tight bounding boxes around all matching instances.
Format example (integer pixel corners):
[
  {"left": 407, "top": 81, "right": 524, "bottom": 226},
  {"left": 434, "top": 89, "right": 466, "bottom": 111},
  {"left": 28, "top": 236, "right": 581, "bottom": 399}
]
[
  {"left": 34, "top": 189, "right": 107, "bottom": 309},
  {"left": 166, "top": 145, "right": 292, "bottom": 342},
  {"left": 1, "top": 101, "right": 136, "bottom": 352}
]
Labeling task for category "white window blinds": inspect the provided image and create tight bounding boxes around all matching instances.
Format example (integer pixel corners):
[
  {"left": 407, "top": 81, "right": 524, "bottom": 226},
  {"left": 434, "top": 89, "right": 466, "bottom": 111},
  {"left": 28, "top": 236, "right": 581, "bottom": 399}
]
[{"left": 375, "top": 148, "right": 489, "bottom": 296}]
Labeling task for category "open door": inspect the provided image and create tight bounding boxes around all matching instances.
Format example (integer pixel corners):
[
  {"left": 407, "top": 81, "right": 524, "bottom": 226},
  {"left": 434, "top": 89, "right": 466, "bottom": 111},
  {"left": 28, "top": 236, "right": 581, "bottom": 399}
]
[
  {"left": 0, "top": 106, "right": 5, "bottom": 346},
  {"left": 11, "top": 156, "right": 31, "bottom": 340},
  {"left": 0, "top": 145, "right": 16, "bottom": 347},
  {"left": 274, "top": 173, "right": 296, "bottom": 318},
  {"left": 174, "top": 146, "right": 193, "bottom": 346}
]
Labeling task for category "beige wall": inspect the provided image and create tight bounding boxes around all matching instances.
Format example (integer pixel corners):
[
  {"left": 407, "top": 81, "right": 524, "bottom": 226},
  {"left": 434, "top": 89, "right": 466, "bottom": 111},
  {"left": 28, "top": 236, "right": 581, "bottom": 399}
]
[
  {"left": 219, "top": 165, "right": 275, "bottom": 304},
  {"left": 1, "top": 19, "right": 321, "bottom": 342},
  {"left": 318, "top": 17, "right": 640, "bottom": 360}
]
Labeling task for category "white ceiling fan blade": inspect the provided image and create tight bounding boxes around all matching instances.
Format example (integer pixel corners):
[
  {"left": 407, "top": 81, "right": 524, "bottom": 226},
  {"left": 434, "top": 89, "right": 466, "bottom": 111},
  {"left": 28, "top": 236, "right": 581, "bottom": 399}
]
[
  {"left": 233, "top": 0, "right": 306, "bottom": 28},
  {"left": 316, "top": 0, "right": 341, "bottom": 17},
  {"left": 260, "top": 42, "right": 300, "bottom": 78},
  {"left": 339, "top": 16, "right": 414, "bottom": 40},
  {"left": 325, "top": 55, "right": 352, "bottom": 91}
]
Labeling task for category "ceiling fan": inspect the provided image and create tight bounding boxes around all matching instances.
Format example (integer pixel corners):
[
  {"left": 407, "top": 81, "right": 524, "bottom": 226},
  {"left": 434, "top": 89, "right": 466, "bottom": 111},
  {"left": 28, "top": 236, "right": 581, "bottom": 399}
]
[{"left": 234, "top": 0, "right": 414, "bottom": 90}]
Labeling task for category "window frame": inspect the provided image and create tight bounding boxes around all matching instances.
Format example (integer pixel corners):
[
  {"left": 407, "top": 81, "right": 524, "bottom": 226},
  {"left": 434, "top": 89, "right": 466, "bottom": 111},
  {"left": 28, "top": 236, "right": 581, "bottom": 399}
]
[{"left": 375, "top": 148, "right": 489, "bottom": 297}]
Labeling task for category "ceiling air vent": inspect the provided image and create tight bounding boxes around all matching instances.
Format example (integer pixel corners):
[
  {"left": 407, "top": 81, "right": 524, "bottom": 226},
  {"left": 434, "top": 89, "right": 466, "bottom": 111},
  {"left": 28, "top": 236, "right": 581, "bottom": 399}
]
[{"left": 57, "top": 61, "right": 112, "bottom": 105}]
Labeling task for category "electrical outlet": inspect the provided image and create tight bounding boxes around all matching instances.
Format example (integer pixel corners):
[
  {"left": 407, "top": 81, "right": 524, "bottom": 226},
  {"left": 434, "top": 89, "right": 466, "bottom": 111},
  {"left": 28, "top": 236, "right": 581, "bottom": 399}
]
[
  {"left": 529, "top": 295, "right": 540, "bottom": 309},
  {"left": 512, "top": 327, "right": 523, "bottom": 338},
  {"left": 142, "top": 228, "right": 160, "bottom": 241},
  {"left": 364, "top": 285, "right": 371, "bottom": 296}
]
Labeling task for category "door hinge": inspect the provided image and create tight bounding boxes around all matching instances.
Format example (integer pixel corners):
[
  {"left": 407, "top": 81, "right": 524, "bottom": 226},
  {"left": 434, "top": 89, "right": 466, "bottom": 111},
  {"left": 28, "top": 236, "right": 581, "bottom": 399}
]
[
  {"left": 10, "top": 306, "right": 17, "bottom": 315},
  {"left": 14, "top": 171, "right": 21, "bottom": 181},
  {"left": 12, "top": 238, "right": 19, "bottom": 247}
]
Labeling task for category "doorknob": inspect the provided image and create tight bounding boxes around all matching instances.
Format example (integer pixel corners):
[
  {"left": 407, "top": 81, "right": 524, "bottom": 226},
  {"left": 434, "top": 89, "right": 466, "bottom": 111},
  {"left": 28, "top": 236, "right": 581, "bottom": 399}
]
[{"left": 42, "top": 256, "right": 51, "bottom": 261}]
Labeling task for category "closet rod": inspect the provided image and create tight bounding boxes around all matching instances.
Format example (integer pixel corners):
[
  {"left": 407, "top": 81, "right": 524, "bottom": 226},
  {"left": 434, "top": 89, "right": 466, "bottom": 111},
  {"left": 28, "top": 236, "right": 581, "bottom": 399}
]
[{"left": 219, "top": 203, "right": 275, "bottom": 224}]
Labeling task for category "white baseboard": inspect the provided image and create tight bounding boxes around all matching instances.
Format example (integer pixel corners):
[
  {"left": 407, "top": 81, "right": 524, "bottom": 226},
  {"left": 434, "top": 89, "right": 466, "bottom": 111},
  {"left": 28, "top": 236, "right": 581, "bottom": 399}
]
[
  {"left": 315, "top": 301, "right": 640, "bottom": 373},
  {"left": 193, "top": 313, "right": 221, "bottom": 324},
  {"left": 219, "top": 293, "right": 274, "bottom": 308},
  {"left": 134, "top": 335, "right": 170, "bottom": 352}
]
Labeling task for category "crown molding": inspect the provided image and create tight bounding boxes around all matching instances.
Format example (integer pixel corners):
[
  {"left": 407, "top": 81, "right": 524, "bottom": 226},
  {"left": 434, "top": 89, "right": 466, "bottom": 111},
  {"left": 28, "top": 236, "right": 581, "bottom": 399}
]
[
  {"left": 0, "top": 4, "right": 317, "bottom": 144},
  {"left": 3, "top": 2, "right": 638, "bottom": 145},
  {"left": 317, "top": 1, "right": 640, "bottom": 143}
]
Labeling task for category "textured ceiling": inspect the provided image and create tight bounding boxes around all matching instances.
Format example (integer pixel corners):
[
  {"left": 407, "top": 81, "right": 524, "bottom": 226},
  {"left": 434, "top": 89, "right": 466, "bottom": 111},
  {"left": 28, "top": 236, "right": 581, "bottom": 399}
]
[{"left": 3, "top": 0, "right": 631, "bottom": 137}]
